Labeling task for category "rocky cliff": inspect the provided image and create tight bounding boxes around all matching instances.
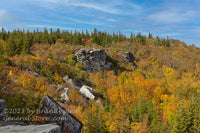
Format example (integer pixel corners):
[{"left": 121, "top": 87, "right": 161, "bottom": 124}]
[{"left": 75, "top": 48, "right": 111, "bottom": 72}]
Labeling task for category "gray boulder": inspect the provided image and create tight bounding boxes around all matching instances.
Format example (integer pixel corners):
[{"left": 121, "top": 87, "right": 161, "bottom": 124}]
[
  {"left": 60, "top": 88, "right": 70, "bottom": 102},
  {"left": 40, "top": 95, "right": 82, "bottom": 133},
  {"left": 62, "top": 75, "right": 69, "bottom": 82},
  {"left": 75, "top": 48, "right": 111, "bottom": 72},
  {"left": 122, "top": 51, "right": 135, "bottom": 63},
  {"left": 63, "top": 76, "right": 78, "bottom": 88},
  {"left": 0, "top": 123, "right": 63, "bottom": 133},
  {"left": 56, "top": 85, "right": 70, "bottom": 102},
  {"left": 34, "top": 72, "right": 40, "bottom": 77},
  {"left": 79, "top": 85, "right": 95, "bottom": 100},
  {"left": 68, "top": 79, "right": 76, "bottom": 88}
]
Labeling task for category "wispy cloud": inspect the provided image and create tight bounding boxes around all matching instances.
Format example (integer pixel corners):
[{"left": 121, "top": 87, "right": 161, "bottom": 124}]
[
  {"left": 67, "top": 17, "right": 104, "bottom": 26},
  {"left": 32, "top": 0, "right": 142, "bottom": 15},
  {"left": 0, "top": 9, "right": 18, "bottom": 24},
  {"left": 148, "top": 10, "right": 196, "bottom": 24},
  {"left": 65, "top": 2, "right": 119, "bottom": 14}
]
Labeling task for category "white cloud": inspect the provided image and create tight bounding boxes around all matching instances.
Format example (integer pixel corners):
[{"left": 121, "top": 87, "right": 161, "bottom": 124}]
[
  {"left": 31, "top": 0, "right": 142, "bottom": 15},
  {"left": 148, "top": 9, "right": 196, "bottom": 23},
  {"left": 34, "top": 0, "right": 59, "bottom": 3},
  {"left": 67, "top": 2, "right": 119, "bottom": 14},
  {"left": 67, "top": 17, "right": 104, "bottom": 25},
  {"left": 0, "top": 9, "right": 18, "bottom": 24}
]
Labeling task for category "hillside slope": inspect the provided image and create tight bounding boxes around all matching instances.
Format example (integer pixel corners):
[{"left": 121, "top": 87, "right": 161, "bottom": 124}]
[{"left": 0, "top": 29, "right": 200, "bottom": 132}]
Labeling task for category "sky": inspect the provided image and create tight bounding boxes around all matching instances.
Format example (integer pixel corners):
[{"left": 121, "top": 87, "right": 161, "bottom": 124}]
[{"left": 0, "top": 0, "right": 200, "bottom": 47}]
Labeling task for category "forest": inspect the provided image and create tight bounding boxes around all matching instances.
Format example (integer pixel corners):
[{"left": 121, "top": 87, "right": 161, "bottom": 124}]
[{"left": 0, "top": 27, "right": 200, "bottom": 132}]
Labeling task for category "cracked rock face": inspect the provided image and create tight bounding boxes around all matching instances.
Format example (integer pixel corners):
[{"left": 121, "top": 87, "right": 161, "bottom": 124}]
[
  {"left": 75, "top": 48, "right": 111, "bottom": 72},
  {"left": 122, "top": 51, "right": 135, "bottom": 63},
  {"left": 40, "top": 95, "right": 83, "bottom": 133}
]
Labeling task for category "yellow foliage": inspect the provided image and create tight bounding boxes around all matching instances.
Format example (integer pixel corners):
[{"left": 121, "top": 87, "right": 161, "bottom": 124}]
[
  {"left": 160, "top": 94, "right": 179, "bottom": 122},
  {"left": 54, "top": 72, "right": 63, "bottom": 85},
  {"left": 47, "top": 58, "right": 51, "bottom": 62},
  {"left": 9, "top": 70, "right": 12, "bottom": 76}
]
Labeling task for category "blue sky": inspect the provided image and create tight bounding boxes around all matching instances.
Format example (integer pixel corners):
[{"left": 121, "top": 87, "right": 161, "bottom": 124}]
[{"left": 0, "top": 0, "right": 200, "bottom": 46}]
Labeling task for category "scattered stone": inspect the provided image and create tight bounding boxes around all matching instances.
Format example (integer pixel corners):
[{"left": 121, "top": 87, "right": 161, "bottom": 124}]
[
  {"left": 63, "top": 76, "right": 78, "bottom": 88},
  {"left": 0, "top": 123, "right": 63, "bottom": 133},
  {"left": 75, "top": 48, "right": 111, "bottom": 72},
  {"left": 63, "top": 75, "right": 69, "bottom": 82},
  {"left": 40, "top": 95, "right": 83, "bottom": 133},
  {"left": 122, "top": 51, "right": 135, "bottom": 63},
  {"left": 56, "top": 85, "right": 70, "bottom": 102},
  {"left": 68, "top": 79, "right": 76, "bottom": 88},
  {"left": 34, "top": 72, "right": 40, "bottom": 77},
  {"left": 60, "top": 93, "right": 69, "bottom": 102},
  {"left": 56, "top": 85, "right": 64, "bottom": 93},
  {"left": 28, "top": 70, "right": 39, "bottom": 77},
  {"left": 79, "top": 85, "right": 95, "bottom": 100},
  {"left": 60, "top": 88, "right": 70, "bottom": 102},
  {"left": 28, "top": 70, "right": 32, "bottom": 74}
]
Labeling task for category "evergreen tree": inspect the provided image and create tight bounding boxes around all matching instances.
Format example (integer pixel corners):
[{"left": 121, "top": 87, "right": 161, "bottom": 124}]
[
  {"left": 0, "top": 28, "right": 7, "bottom": 41},
  {"left": 72, "top": 30, "right": 77, "bottom": 45},
  {"left": 85, "top": 30, "right": 90, "bottom": 39},
  {"left": 4, "top": 34, "right": 16, "bottom": 56},
  {"left": 148, "top": 32, "right": 153, "bottom": 38},
  {"left": 42, "top": 28, "right": 49, "bottom": 43},
  {"left": 130, "top": 32, "right": 134, "bottom": 42},
  {"left": 165, "top": 37, "right": 170, "bottom": 47},
  {"left": 56, "top": 28, "right": 61, "bottom": 40},
  {"left": 22, "top": 31, "right": 31, "bottom": 54},
  {"left": 77, "top": 32, "right": 82, "bottom": 45}
]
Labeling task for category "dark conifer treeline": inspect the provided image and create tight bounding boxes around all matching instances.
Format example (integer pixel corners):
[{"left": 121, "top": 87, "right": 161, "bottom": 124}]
[{"left": 0, "top": 27, "right": 170, "bottom": 57}]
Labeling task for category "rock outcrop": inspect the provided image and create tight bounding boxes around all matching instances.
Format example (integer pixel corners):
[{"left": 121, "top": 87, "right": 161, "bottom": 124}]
[
  {"left": 0, "top": 100, "right": 62, "bottom": 133},
  {"left": 0, "top": 123, "right": 63, "bottom": 133},
  {"left": 40, "top": 95, "right": 83, "bottom": 133},
  {"left": 79, "top": 85, "right": 95, "bottom": 100},
  {"left": 122, "top": 51, "right": 135, "bottom": 63},
  {"left": 75, "top": 48, "right": 111, "bottom": 72}
]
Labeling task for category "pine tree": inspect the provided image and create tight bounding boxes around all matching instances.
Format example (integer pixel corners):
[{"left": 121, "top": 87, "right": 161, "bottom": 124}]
[
  {"left": 77, "top": 32, "right": 82, "bottom": 45},
  {"left": 130, "top": 32, "right": 134, "bottom": 42},
  {"left": 148, "top": 32, "right": 153, "bottom": 38},
  {"left": 165, "top": 37, "right": 170, "bottom": 47},
  {"left": 4, "top": 33, "right": 16, "bottom": 56},
  {"left": 22, "top": 31, "right": 31, "bottom": 54}
]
